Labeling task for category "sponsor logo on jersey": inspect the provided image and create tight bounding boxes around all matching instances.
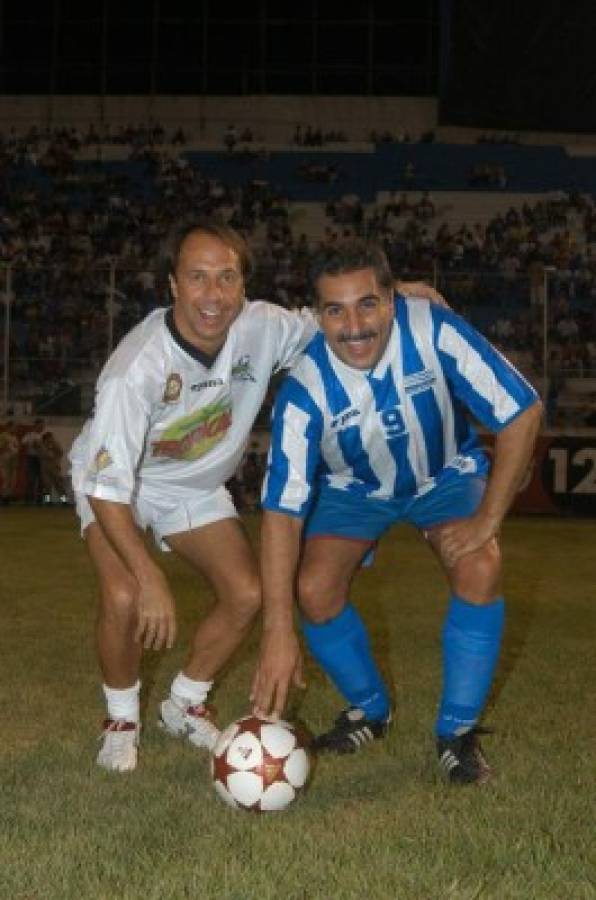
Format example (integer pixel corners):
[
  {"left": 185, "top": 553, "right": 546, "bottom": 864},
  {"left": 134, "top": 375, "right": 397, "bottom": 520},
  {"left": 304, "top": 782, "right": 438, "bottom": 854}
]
[
  {"left": 89, "top": 446, "right": 113, "bottom": 474},
  {"left": 151, "top": 399, "right": 232, "bottom": 460},
  {"left": 330, "top": 407, "right": 360, "bottom": 430},
  {"left": 163, "top": 373, "right": 183, "bottom": 403},
  {"left": 404, "top": 368, "right": 436, "bottom": 395},
  {"left": 190, "top": 378, "right": 224, "bottom": 392},
  {"left": 231, "top": 354, "right": 256, "bottom": 382}
]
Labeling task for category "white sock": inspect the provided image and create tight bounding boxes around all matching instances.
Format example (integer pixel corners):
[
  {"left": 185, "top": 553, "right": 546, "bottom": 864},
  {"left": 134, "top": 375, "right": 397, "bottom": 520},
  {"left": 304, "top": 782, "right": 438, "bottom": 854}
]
[
  {"left": 102, "top": 680, "right": 141, "bottom": 723},
  {"left": 171, "top": 671, "right": 213, "bottom": 707}
]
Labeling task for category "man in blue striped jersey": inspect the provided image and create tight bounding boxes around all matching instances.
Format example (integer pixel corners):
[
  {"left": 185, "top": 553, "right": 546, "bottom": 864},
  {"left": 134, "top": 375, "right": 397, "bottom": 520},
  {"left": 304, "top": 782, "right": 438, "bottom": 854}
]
[{"left": 251, "top": 240, "right": 542, "bottom": 784}]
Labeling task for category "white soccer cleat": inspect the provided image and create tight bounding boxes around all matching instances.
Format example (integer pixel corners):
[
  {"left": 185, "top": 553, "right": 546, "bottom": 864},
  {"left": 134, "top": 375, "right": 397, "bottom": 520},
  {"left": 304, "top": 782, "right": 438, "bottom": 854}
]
[
  {"left": 97, "top": 719, "right": 140, "bottom": 772},
  {"left": 159, "top": 697, "right": 220, "bottom": 751}
]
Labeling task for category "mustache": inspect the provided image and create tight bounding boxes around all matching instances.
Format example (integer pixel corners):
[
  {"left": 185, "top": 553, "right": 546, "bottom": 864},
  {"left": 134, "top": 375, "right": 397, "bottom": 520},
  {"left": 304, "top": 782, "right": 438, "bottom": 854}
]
[{"left": 337, "top": 331, "right": 377, "bottom": 343}]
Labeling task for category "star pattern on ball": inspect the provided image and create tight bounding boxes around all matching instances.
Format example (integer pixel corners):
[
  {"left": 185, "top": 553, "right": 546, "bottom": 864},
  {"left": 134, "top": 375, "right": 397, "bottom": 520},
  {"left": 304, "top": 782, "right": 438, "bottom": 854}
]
[
  {"left": 211, "top": 716, "right": 311, "bottom": 812},
  {"left": 254, "top": 748, "right": 286, "bottom": 788},
  {"left": 235, "top": 716, "right": 266, "bottom": 737},
  {"left": 212, "top": 749, "right": 238, "bottom": 785}
]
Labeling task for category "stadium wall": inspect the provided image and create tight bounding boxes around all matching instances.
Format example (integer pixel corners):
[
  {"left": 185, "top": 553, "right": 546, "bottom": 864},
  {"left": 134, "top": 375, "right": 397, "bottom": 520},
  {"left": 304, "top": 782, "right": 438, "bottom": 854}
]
[
  {"left": 0, "top": 95, "right": 437, "bottom": 143},
  {"left": 3, "top": 95, "right": 596, "bottom": 147},
  {"left": 480, "top": 434, "right": 596, "bottom": 518}
]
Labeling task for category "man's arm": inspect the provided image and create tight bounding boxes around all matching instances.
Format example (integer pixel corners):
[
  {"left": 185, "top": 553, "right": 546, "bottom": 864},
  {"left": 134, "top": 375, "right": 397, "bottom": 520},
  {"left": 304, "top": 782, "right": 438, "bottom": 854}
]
[
  {"left": 88, "top": 497, "right": 177, "bottom": 651},
  {"left": 396, "top": 279, "right": 450, "bottom": 308},
  {"left": 437, "top": 400, "right": 543, "bottom": 567},
  {"left": 251, "top": 510, "right": 305, "bottom": 719}
]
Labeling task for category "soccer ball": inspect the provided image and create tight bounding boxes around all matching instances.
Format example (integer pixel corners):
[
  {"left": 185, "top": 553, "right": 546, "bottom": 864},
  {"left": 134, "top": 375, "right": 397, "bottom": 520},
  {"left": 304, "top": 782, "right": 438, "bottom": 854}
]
[{"left": 211, "top": 715, "right": 310, "bottom": 812}]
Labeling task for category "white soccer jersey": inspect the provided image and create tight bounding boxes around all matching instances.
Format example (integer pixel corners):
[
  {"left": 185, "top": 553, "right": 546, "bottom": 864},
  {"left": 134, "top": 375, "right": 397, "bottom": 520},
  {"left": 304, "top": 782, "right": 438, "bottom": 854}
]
[
  {"left": 262, "top": 297, "right": 539, "bottom": 516},
  {"left": 70, "top": 302, "right": 316, "bottom": 504}
]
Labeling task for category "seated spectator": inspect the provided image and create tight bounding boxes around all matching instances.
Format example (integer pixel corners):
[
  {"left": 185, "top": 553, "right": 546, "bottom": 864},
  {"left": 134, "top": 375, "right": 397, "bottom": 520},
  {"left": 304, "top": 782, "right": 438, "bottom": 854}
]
[
  {"left": 403, "top": 161, "right": 415, "bottom": 186},
  {"left": 40, "top": 430, "right": 68, "bottom": 504},
  {"left": 296, "top": 161, "right": 339, "bottom": 184},
  {"left": 555, "top": 313, "right": 579, "bottom": 343},
  {"left": 223, "top": 124, "right": 237, "bottom": 154},
  {"left": 415, "top": 192, "right": 435, "bottom": 220},
  {"left": 171, "top": 126, "right": 187, "bottom": 145}
]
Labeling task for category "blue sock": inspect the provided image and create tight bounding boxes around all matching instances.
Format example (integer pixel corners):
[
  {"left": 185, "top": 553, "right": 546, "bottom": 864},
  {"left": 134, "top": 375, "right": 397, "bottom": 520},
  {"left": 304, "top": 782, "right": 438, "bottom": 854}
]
[
  {"left": 436, "top": 594, "right": 505, "bottom": 738},
  {"left": 302, "top": 603, "right": 390, "bottom": 721}
]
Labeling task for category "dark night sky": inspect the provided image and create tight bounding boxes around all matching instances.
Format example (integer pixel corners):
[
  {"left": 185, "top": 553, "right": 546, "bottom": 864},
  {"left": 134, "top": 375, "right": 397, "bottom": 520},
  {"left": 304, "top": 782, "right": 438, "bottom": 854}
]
[
  {"left": 0, "top": 0, "right": 440, "bottom": 95},
  {"left": 2, "top": 1, "right": 594, "bottom": 132}
]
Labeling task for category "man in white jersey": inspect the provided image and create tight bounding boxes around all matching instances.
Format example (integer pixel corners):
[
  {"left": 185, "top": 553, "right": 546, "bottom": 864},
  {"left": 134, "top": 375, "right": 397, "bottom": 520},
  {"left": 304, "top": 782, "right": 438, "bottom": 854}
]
[
  {"left": 70, "top": 219, "right": 319, "bottom": 772},
  {"left": 71, "top": 219, "right": 441, "bottom": 772},
  {"left": 252, "top": 240, "right": 542, "bottom": 784}
]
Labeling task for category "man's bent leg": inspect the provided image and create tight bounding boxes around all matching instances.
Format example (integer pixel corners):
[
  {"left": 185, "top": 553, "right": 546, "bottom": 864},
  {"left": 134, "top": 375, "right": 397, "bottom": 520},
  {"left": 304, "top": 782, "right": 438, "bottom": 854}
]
[
  {"left": 86, "top": 521, "right": 143, "bottom": 771},
  {"left": 427, "top": 531, "right": 504, "bottom": 782},
  {"left": 166, "top": 518, "right": 261, "bottom": 680},
  {"left": 299, "top": 538, "right": 391, "bottom": 752},
  {"left": 437, "top": 592, "right": 505, "bottom": 739},
  {"left": 159, "top": 519, "right": 260, "bottom": 750},
  {"left": 86, "top": 522, "right": 143, "bottom": 689}
]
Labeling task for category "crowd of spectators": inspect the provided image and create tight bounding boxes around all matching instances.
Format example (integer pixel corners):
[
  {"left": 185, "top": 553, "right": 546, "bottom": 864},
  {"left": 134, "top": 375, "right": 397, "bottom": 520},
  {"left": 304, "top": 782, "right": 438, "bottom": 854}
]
[
  {"left": 0, "top": 417, "right": 69, "bottom": 505},
  {"left": 468, "top": 163, "right": 508, "bottom": 188},
  {"left": 476, "top": 133, "right": 521, "bottom": 145},
  {"left": 2, "top": 121, "right": 596, "bottom": 424},
  {"left": 369, "top": 128, "right": 436, "bottom": 144},
  {"left": 292, "top": 124, "right": 348, "bottom": 146},
  {"left": 322, "top": 188, "right": 596, "bottom": 381},
  {"left": 0, "top": 122, "right": 190, "bottom": 177},
  {"left": 0, "top": 123, "right": 299, "bottom": 412}
]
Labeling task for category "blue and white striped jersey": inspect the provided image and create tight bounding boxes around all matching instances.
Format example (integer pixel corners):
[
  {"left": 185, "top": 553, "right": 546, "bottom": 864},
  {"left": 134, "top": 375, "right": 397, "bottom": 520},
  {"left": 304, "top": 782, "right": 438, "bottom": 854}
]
[{"left": 262, "top": 297, "right": 538, "bottom": 517}]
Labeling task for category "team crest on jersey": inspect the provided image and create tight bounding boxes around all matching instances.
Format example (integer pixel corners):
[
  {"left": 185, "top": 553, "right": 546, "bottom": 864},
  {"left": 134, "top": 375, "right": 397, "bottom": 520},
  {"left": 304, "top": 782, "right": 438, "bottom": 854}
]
[
  {"left": 231, "top": 355, "right": 256, "bottom": 382},
  {"left": 90, "top": 446, "right": 113, "bottom": 473},
  {"left": 448, "top": 454, "right": 477, "bottom": 475},
  {"left": 163, "top": 373, "right": 183, "bottom": 403},
  {"left": 151, "top": 399, "right": 232, "bottom": 460}
]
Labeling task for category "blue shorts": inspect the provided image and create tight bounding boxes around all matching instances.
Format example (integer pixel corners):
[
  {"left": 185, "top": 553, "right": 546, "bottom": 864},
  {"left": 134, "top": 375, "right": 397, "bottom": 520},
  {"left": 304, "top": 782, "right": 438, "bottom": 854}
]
[{"left": 304, "top": 475, "right": 486, "bottom": 560}]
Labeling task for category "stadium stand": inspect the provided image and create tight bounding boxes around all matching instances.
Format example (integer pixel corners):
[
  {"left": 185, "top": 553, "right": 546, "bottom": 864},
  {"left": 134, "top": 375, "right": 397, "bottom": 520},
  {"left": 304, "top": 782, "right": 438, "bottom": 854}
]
[{"left": 1, "top": 121, "right": 596, "bottom": 427}]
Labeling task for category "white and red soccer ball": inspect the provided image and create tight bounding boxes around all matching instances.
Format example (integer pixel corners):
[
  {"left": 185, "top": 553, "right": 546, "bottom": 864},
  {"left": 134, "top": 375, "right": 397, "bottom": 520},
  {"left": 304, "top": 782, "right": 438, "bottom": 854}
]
[{"left": 211, "top": 715, "right": 311, "bottom": 812}]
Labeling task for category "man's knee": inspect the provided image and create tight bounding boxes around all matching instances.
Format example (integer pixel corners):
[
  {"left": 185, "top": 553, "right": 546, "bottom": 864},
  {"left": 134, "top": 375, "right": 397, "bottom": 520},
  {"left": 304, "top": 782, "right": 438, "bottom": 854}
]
[
  {"left": 222, "top": 578, "right": 261, "bottom": 628},
  {"left": 99, "top": 580, "right": 139, "bottom": 625},
  {"left": 298, "top": 567, "right": 345, "bottom": 623},
  {"left": 451, "top": 539, "right": 502, "bottom": 603}
]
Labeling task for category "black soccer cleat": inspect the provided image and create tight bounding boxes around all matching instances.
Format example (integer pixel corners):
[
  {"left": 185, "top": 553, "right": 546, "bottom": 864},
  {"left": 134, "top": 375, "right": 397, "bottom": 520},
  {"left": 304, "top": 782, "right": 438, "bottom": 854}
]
[
  {"left": 311, "top": 706, "right": 391, "bottom": 755},
  {"left": 436, "top": 728, "right": 492, "bottom": 785}
]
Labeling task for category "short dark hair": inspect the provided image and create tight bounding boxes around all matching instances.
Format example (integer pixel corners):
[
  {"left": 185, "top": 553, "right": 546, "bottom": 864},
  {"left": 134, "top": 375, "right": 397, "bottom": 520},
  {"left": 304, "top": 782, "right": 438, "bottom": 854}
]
[
  {"left": 160, "top": 217, "right": 254, "bottom": 299},
  {"left": 309, "top": 240, "right": 394, "bottom": 300}
]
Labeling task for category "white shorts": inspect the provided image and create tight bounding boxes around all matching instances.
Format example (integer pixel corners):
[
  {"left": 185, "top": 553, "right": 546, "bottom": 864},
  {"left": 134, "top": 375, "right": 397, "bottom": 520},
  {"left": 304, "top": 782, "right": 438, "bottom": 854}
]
[{"left": 75, "top": 485, "right": 238, "bottom": 551}]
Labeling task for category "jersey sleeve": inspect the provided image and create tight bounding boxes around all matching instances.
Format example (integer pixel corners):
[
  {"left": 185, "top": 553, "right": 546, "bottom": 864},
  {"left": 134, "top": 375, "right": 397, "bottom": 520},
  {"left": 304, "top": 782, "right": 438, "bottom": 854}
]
[
  {"left": 433, "top": 307, "right": 539, "bottom": 432},
  {"left": 270, "top": 306, "right": 318, "bottom": 373},
  {"left": 77, "top": 374, "right": 152, "bottom": 503},
  {"left": 261, "top": 374, "right": 323, "bottom": 518}
]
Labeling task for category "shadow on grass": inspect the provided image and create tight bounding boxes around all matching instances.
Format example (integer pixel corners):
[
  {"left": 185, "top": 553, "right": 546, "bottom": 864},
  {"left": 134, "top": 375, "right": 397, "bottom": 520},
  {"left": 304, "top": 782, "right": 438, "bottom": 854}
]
[{"left": 486, "top": 570, "right": 541, "bottom": 714}]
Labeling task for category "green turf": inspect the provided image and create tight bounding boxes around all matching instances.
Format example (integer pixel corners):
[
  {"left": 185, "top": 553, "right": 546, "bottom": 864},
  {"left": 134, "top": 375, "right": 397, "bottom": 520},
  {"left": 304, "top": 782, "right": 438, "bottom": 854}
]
[{"left": 1, "top": 509, "right": 595, "bottom": 899}]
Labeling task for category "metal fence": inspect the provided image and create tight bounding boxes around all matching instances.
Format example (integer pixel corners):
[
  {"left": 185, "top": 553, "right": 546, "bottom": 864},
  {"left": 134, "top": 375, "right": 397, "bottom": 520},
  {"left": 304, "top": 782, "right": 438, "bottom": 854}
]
[{"left": 1, "top": 263, "right": 595, "bottom": 425}]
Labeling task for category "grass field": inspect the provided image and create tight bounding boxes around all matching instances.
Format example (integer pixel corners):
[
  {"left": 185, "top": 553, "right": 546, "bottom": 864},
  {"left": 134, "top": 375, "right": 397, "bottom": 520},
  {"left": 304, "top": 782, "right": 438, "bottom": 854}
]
[{"left": 1, "top": 508, "right": 595, "bottom": 900}]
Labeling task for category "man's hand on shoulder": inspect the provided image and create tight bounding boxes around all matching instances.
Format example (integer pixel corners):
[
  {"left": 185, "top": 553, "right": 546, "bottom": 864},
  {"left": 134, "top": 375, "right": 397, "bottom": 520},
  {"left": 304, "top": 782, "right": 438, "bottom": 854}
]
[{"left": 396, "top": 280, "right": 450, "bottom": 309}]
